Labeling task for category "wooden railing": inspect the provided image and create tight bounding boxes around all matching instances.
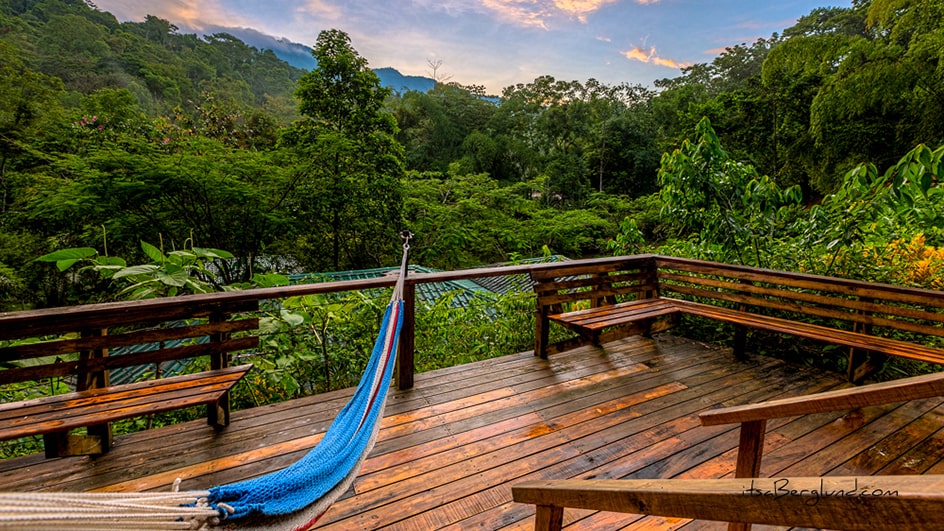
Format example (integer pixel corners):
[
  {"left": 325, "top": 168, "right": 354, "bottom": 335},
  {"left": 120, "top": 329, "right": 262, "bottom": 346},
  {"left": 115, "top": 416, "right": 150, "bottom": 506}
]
[
  {"left": 1, "top": 257, "right": 615, "bottom": 391},
  {"left": 5, "top": 254, "right": 944, "bottom": 456},
  {"left": 512, "top": 475, "right": 944, "bottom": 531},
  {"left": 531, "top": 255, "right": 944, "bottom": 381},
  {"left": 6, "top": 251, "right": 944, "bottom": 395},
  {"left": 7, "top": 252, "right": 944, "bottom": 389}
]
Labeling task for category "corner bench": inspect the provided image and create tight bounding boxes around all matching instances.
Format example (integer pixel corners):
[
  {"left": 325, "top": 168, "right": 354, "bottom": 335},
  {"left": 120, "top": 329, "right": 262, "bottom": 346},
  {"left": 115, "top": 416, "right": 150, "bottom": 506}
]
[
  {"left": 531, "top": 256, "right": 944, "bottom": 382},
  {"left": 0, "top": 296, "right": 259, "bottom": 457}
]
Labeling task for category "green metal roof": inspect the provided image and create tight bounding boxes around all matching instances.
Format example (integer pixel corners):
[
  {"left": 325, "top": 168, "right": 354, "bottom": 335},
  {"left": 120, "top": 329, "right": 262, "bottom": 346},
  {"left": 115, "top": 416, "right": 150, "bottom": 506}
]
[
  {"left": 110, "top": 256, "right": 569, "bottom": 385},
  {"left": 288, "top": 256, "right": 570, "bottom": 307}
]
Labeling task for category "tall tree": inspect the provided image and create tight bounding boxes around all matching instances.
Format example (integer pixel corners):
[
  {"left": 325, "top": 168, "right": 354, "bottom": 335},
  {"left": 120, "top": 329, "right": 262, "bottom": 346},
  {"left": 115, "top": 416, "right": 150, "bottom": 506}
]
[{"left": 284, "top": 29, "right": 405, "bottom": 270}]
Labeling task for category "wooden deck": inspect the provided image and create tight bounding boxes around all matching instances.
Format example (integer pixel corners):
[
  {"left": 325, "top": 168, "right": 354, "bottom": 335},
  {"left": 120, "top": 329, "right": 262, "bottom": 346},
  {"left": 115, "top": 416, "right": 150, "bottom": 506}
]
[{"left": 3, "top": 334, "right": 944, "bottom": 530}]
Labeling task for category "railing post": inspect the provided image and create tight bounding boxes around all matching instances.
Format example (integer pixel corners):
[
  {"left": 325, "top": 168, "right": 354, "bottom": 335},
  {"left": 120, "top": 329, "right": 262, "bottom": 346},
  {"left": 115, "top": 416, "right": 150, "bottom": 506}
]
[
  {"left": 46, "top": 327, "right": 112, "bottom": 457},
  {"left": 208, "top": 310, "right": 231, "bottom": 428},
  {"left": 848, "top": 296, "right": 883, "bottom": 384},
  {"left": 398, "top": 282, "right": 415, "bottom": 390},
  {"left": 534, "top": 504, "right": 564, "bottom": 531},
  {"left": 729, "top": 419, "right": 766, "bottom": 531},
  {"left": 592, "top": 272, "right": 610, "bottom": 308},
  {"left": 733, "top": 279, "right": 753, "bottom": 361},
  {"left": 644, "top": 256, "right": 659, "bottom": 300}
]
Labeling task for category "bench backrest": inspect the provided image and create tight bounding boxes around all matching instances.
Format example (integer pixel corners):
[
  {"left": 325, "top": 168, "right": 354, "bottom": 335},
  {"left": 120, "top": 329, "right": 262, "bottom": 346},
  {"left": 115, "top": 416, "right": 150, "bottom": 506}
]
[
  {"left": 655, "top": 256, "right": 944, "bottom": 342},
  {"left": 0, "top": 297, "right": 259, "bottom": 393},
  {"left": 530, "top": 257, "right": 659, "bottom": 313}
]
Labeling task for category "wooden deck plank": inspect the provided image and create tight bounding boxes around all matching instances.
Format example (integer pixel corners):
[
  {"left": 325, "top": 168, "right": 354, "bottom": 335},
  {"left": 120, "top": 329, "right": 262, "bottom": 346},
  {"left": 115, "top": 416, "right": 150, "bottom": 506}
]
[
  {"left": 319, "top": 361, "right": 815, "bottom": 528},
  {"left": 878, "top": 422, "right": 944, "bottom": 475},
  {"left": 1, "top": 334, "right": 942, "bottom": 530}
]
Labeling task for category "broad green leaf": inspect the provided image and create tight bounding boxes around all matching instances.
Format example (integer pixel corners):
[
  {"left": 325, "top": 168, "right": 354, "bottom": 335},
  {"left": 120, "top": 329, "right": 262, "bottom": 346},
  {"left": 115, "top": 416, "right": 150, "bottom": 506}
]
[
  {"left": 258, "top": 317, "right": 284, "bottom": 335},
  {"left": 97, "top": 256, "right": 127, "bottom": 267},
  {"left": 113, "top": 264, "right": 159, "bottom": 279},
  {"left": 193, "top": 247, "right": 234, "bottom": 259},
  {"left": 54, "top": 259, "right": 81, "bottom": 271},
  {"left": 35, "top": 248, "right": 98, "bottom": 262},
  {"left": 168, "top": 250, "right": 197, "bottom": 261},
  {"left": 91, "top": 264, "right": 125, "bottom": 276},
  {"left": 141, "top": 241, "right": 165, "bottom": 263},
  {"left": 918, "top": 145, "right": 932, "bottom": 168},
  {"left": 155, "top": 264, "right": 189, "bottom": 287},
  {"left": 280, "top": 310, "right": 306, "bottom": 327},
  {"left": 252, "top": 273, "right": 291, "bottom": 288}
]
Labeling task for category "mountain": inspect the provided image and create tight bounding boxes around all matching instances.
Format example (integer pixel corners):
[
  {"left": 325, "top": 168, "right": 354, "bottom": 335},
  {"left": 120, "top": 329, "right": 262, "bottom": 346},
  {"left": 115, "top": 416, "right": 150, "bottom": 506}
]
[
  {"left": 198, "top": 25, "right": 317, "bottom": 70},
  {"left": 200, "top": 26, "right": 435, "bottom": 93},
  {"left": 373, "top": 67, "right": 436, "bottom": 93}
]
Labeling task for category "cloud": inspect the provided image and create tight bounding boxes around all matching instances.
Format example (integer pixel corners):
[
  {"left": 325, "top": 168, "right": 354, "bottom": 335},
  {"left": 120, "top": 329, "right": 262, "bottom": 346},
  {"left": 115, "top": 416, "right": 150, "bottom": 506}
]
[
  {"left": 95, "top": 0, "right": 257, "bottom": 31},
  {"left": 481, "top": 0, "right": 553, "bottom": 28},
  {"left": 477, "top": 0, "right": 619, "bottom": 28},
  {"left": 157, "top": 0, "right": 234, "bottom": 30},
  {"left": 297, "top": 0, "right": 344, "bottom": 21},
  {"left": 634, "top": 0, "right": 662, "bottom": 3},
  {"left": 553, "top": 0, "right": 618, "bottom": 22},
  {"left": 622, "top": 45, "right": 691, "bottom": 69}
]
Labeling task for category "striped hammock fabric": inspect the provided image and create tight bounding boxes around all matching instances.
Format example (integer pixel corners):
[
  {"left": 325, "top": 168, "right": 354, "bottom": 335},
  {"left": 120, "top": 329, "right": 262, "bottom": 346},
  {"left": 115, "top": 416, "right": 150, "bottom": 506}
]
[{"left": 208, "top": 295, "right": 404, "bottom": 530}]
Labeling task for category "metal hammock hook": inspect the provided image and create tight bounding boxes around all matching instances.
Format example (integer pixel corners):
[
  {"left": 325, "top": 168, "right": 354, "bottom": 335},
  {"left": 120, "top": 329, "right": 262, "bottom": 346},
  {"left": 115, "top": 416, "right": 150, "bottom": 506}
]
[{"left": 400, "top": 230, "right": 414, "bottom": 251}]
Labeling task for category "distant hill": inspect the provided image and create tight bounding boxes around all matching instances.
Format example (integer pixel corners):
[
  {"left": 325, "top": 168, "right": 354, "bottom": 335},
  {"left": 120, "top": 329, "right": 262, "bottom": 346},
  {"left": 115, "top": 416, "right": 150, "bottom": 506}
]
[
  {"left": 373, "top": 67, "right": 436, "bottom": 93},
  {"left": 205, "top": 26, "right": 435, "bottom": 93},
  {"left": 200, "top": 25, "right": 317, "bottom": 70}
]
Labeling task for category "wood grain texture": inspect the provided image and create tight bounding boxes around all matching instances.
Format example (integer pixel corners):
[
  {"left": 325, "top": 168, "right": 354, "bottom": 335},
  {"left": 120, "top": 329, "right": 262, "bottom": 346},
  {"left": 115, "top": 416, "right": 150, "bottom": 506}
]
[
  {"left": 3, "top": 335, "right": 939, "bottom": 530},
  {"left": 512, "top": 476, "right": 944, "bottom": 531},
  {"left": 700, "top": 370, "right": 944, "bottom": 426},
  {"left": 0, "top": 365, "right": 252, "bottom": 440}
]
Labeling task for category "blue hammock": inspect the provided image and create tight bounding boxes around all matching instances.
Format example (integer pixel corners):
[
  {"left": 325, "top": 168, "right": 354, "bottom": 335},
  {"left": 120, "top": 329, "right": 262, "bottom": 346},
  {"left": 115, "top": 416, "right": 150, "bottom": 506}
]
[{"left": 207, "top": 234, "right": 411, "bottom": 530}]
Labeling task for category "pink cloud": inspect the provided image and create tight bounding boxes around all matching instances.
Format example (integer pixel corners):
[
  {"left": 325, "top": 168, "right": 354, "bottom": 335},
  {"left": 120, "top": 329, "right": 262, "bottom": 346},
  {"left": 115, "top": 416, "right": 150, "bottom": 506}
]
[
  {"left": 554, "top": 0, "right": 619, "bottom": 22},
  {"left": 622, "top": 45, "right": 691, "bottom": 69}
]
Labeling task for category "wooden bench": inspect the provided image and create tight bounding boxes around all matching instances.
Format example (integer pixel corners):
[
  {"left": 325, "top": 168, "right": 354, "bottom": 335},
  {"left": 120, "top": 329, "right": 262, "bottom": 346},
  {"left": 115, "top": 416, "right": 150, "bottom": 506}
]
[
  {"left": 0, "top": 296, "right": 259, "bottom": 457},
  {"left": 531, "top": 255, "right": 944, "bottom": 382},
  {"left": 512, "top": 370, "right": 944, "bottom": 530},
  {"left": 0, "top": 365, "right": 251, "bottom": 456},
  {"left": 531, "top": 258, "right": 670, "bottom": 359}
]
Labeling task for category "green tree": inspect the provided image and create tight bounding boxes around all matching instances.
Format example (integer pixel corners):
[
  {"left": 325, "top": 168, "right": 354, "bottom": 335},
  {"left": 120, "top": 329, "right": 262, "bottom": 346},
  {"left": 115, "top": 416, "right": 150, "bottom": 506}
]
[
  {"left": 393, "top": 82, "right": 496, "bottom": 172},
  {"left": 658, "top": 117, "right": 802, "bottom": 266},
  {"left": 284, "top": 29, "right": 405, "bottom": 271}
]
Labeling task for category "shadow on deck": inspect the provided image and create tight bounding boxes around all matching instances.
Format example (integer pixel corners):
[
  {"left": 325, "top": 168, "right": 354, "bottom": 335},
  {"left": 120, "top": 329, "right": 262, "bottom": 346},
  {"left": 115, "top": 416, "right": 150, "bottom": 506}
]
[{"left": 2, "top": 334, "right": 943, "bottom": 530}]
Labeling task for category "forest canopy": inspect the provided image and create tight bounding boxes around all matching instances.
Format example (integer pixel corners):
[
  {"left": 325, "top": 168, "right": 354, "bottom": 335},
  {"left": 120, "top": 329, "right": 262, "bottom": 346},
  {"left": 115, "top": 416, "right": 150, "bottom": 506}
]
[{"left": 1, "top": 0, "right": 944, "bottom": 311}]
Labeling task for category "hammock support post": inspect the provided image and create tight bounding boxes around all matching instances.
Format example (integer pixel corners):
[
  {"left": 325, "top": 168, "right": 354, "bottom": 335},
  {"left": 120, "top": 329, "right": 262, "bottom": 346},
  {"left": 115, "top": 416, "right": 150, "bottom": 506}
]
[{"left": 396, "top": 280, "right": 415, "bottom": 390}]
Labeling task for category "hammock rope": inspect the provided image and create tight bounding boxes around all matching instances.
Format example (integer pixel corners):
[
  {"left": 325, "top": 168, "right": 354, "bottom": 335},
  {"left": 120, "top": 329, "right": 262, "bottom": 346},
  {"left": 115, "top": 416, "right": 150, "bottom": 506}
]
[{"left": 0, "top": 232, "right": 413, "bottom": 531}]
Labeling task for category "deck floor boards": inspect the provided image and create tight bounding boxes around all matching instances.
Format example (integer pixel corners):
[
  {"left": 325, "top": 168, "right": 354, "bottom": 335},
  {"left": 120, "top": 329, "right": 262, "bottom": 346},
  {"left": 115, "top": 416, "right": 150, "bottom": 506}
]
[{"left": 2, "top": 333, "right": 942, "bottom": 530}]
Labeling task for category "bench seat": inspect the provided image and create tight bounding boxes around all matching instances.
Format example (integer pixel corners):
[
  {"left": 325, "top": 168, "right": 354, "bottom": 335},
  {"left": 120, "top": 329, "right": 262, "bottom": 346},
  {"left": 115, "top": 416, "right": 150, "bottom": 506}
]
[
  {"left": 545, "top": 298, "right": 680, "bottom": 352},
  {"left": 668, "top": 298, "right": 944, "bottom": 366},
  {"left": 0, "top": 364, "right": 252, "bottom": 448},
  {"left": 545, "top": 294, "right": 944, "bottom": 369},
  {"left": 547, "top": 298, "right": 680, "bottom": 334}
]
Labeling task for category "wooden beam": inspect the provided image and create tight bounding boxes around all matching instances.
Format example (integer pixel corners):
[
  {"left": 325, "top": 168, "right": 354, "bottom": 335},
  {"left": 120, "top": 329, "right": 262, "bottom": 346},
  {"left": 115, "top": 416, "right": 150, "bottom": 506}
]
[
  {"left": 513, "top": 476, "right": 944, "bottom": 530},
  {"left": 398, "top": 283, "right": 416, "bottom": 389},
  {"left": 699, "top": 371, "right": 944, "bottom": 426},
  {"left": 534, "top": 505, "right": 564, "bottom": 531}
]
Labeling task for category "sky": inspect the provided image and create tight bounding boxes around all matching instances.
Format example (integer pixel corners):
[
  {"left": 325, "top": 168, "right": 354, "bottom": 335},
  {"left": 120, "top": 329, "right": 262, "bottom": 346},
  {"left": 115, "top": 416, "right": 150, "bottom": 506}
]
[{"left": 92, "top": 0, "right": 844, "bottom": 95}]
